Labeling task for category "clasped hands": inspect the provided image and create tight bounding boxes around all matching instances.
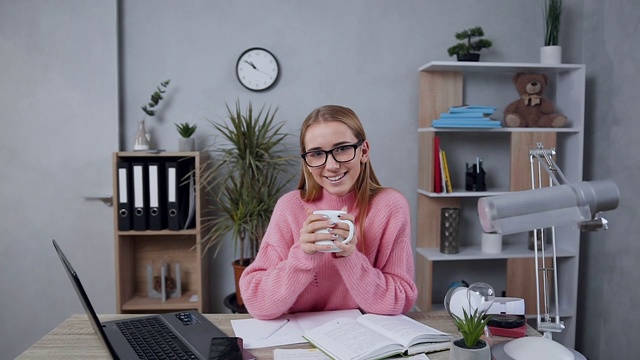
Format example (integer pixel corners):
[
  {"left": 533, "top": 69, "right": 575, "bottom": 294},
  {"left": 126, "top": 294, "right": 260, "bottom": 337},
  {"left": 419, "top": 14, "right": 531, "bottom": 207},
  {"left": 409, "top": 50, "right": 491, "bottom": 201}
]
[{"left": 300, "top": 206, "right": 357, "bottom": 257}]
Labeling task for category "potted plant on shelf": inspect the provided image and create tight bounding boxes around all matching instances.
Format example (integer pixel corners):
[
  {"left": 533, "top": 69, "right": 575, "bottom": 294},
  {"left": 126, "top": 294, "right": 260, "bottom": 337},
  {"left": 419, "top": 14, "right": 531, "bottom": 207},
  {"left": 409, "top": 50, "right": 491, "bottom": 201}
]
[
  {"left": 134, "top": 79, "right": 171, "bottom": 151},
  {"left": 450, "top": 308, "right": 492, "bottom": 360},
  {"left": 200, "top": 100, "right": 296, "bottom": 305},
  {"left": 175, "top": 122, "right": 197, "bottom": 152},
  {"left": 447, "top": 26, "right": 492, "bottom": 62},
  {"left": 541, "top": 0, "right": 563, "bottom": 63}
]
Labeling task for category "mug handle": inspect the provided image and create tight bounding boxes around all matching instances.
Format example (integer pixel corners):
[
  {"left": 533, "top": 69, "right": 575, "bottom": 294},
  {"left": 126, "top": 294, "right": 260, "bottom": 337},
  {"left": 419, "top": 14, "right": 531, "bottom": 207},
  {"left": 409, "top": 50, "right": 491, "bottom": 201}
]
[{"left": 337, "top": 219, "right": 355, "bottom": 244}]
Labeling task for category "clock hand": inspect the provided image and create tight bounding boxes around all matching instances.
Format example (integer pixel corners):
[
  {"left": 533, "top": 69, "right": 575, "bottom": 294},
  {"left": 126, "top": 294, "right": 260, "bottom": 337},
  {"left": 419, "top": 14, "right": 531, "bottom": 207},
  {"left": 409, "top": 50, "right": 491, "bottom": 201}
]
[{"left": 244, "top": 60, "right": 257, "bottom": 69}]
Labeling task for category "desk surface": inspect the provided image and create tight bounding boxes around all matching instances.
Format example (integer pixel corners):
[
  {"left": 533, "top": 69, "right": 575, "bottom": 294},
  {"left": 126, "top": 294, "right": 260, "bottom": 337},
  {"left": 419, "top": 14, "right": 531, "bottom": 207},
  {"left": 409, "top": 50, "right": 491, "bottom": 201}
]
[{"left": 18, "top": 311, "right": 539, "bottom": 360}]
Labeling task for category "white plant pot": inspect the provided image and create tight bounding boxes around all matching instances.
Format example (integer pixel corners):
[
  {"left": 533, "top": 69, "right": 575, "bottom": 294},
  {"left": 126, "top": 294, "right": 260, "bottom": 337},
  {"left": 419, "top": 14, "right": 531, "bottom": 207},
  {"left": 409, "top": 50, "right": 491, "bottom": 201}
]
[
  {"left": 540, "top": 45, "right": 562, "bottom": 64},
  {"left": 178, "top": 137, "right": 196, "bottom": 152},
  {"left": 481, "top": 232, "right": 502, "bottom": 254},
  {"left": 450, "top": 339, "right": 491, "bottom": 360}
]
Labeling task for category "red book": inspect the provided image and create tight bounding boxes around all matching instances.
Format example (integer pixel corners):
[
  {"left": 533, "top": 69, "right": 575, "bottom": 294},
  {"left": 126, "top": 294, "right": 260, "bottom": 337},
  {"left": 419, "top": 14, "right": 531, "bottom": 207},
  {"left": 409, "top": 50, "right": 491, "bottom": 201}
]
[{"left": 433, "top": 136, "right": 442, "bottom": 193}]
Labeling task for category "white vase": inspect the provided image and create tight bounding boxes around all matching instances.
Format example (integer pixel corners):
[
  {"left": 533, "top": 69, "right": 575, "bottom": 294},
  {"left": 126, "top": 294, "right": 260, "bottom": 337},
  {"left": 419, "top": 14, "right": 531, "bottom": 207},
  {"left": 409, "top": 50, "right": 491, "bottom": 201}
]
[
  {"left": 178, "top": 137, "right": 196, "bottom": 152},
  {"left": 133, "top": 120, "right": 150, "bottom": 151},
  {"left": 450, "top": 339, "right": 491, "bottom": 360},
  {"left": 540, "top": 45, "right": 562, "bottom": 64}
]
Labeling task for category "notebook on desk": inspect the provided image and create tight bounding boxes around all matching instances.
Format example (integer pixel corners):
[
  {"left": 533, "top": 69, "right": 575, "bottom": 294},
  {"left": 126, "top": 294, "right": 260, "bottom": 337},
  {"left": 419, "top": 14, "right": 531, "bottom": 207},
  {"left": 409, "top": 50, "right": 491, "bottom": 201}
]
[{"left": 52, "top": 239, "right": 254, "bottom": 360}]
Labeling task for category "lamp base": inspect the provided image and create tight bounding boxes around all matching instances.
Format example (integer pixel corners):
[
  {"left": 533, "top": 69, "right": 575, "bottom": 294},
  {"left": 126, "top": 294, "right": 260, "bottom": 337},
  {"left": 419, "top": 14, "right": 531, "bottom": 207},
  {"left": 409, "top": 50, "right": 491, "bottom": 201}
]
[{"left": 491, "top": 337, "right": 586, "bottom": 360}]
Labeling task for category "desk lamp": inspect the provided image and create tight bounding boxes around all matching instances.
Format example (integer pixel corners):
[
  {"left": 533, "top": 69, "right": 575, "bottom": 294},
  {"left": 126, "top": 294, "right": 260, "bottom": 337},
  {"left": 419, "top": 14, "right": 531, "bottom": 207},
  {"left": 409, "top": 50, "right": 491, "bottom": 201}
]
[{"left": 477, "top": 143, "right": 620, "bottom": 360}]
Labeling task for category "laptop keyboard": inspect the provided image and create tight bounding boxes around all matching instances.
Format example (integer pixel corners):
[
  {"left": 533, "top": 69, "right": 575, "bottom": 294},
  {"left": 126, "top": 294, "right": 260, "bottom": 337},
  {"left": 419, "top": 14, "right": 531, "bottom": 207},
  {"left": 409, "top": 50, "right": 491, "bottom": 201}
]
[{"left": 117, "top": 316, "right": 198, "bottom": 360}]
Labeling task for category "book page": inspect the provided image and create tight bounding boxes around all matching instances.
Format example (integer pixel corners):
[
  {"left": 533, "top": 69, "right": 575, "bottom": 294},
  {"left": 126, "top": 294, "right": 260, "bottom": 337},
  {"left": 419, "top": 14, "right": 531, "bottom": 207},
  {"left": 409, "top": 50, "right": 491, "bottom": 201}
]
[
  {"left": 303, "top": 318, "right": 401, "bottom": 360},
  {"left": 357, "top": 314, "right": 452, "bottom": 348}
]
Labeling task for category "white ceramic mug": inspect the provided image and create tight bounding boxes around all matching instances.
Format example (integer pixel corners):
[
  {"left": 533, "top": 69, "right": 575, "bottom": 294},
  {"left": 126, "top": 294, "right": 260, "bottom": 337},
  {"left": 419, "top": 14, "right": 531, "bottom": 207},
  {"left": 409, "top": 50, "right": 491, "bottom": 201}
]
[{"left": 312, "top": 210, "right": 355, "bottom": 252}]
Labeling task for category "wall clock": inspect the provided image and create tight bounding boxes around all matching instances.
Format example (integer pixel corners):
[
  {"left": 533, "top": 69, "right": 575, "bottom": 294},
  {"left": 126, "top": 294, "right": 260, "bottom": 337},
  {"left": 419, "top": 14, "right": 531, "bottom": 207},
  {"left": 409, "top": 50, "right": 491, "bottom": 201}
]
[{"left": 236, "top": 47, "right": 280, "bottom": 92}]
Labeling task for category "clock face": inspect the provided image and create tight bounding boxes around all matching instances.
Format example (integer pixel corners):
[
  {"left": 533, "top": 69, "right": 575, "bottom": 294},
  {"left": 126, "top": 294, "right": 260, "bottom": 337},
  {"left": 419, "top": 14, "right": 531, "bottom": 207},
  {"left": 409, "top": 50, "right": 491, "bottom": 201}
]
[{"left": 236, "top": 48, "right": 280, "bottom": 91}]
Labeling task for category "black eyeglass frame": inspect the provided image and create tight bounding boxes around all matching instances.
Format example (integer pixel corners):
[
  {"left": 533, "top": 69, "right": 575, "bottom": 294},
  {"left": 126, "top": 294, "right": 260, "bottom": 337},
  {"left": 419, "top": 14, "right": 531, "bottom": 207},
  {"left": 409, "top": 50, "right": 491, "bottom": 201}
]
[{"left": 301, "top": 140, "right": 365, "bottom": 168}]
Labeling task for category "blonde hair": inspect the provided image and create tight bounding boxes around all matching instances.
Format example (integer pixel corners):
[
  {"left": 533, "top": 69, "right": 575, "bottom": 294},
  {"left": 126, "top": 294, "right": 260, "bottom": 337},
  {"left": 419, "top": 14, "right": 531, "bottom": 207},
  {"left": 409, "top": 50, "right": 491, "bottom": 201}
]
[{"left": 297, "top": 105, "right": 384, "bottom": 246}]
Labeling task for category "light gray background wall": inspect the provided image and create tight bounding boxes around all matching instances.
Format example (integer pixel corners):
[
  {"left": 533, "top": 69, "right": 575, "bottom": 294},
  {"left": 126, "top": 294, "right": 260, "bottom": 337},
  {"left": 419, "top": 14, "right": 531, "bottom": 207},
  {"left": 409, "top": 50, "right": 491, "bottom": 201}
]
[{"left": 1, "top": 1, "right": 638, "bottom": 359}]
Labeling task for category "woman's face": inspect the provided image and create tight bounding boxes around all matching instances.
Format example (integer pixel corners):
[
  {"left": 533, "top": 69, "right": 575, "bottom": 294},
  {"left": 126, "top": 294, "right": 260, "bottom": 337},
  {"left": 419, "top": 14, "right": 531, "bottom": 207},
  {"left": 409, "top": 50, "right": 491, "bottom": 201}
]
[{"left": 303, "top": 121, "right": 369, "bottom": 197}]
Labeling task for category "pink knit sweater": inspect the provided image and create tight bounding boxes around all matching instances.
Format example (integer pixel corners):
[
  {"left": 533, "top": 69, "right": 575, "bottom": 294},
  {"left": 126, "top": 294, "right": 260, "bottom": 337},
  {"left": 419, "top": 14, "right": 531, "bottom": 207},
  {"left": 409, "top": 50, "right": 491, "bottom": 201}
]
[{"left": 239, "top": 188, "right": 417, "bottom": 320}]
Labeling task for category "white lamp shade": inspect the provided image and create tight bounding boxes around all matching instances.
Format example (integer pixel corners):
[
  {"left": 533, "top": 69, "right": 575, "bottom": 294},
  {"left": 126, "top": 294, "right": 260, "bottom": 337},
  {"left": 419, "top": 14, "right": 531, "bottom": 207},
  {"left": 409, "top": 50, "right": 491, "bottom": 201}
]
[{"left": 478, "top": 180, "right": 619, "bottom": 234}]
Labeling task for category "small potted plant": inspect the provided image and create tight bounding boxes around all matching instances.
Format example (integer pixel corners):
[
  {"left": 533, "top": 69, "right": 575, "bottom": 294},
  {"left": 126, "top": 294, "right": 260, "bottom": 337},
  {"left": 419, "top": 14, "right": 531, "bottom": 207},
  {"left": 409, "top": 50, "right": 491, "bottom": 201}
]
[
  {"left": 450, "top": 308, "right": 492, "bottom": 359},
  {"left": 541, "top": 0, "right": 563, "bottom": 63},
  {"left": 447, "top": 26, "right": 492, "bottom": 62},
  {"left": 175, "top": 122, "right": 197, "bottom": 151},
  {"left": 134, "top": 79, "right": 171, "bottom": 151}
]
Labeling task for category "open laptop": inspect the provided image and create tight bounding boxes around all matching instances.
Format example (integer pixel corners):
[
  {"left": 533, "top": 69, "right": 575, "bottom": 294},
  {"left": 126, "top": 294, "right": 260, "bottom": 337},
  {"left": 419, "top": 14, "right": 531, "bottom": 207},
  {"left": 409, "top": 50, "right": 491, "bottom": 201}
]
[{"left": 53, "top": 239, "right": 252, "bottom": 360}]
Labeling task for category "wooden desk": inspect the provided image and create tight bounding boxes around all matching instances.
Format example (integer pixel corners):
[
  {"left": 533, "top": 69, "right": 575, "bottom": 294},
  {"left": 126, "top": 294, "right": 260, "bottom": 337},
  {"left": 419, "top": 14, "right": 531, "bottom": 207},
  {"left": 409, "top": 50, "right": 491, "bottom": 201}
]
[{"left": 18, "top": 311, "right": 539, "bottom": 359}]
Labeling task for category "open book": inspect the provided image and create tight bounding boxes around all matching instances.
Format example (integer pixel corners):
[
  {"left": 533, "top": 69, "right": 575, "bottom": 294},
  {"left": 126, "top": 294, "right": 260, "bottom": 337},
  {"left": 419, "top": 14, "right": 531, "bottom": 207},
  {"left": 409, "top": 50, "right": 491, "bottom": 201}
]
[{"left": 303, "top": 314, "right": 452, "bottom": 360}]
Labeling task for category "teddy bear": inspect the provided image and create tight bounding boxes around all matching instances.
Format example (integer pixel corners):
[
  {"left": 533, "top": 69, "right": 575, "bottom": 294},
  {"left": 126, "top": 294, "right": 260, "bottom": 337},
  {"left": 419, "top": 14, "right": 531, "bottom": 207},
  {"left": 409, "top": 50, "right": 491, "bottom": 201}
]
[{"left": 503, "top": 72, "right": 567, "bottom": 128}]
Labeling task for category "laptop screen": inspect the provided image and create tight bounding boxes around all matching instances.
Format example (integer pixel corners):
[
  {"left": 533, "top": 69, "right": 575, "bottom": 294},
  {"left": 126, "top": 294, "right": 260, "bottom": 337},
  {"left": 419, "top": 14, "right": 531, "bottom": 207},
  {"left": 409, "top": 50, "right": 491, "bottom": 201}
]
[{"left": 52, "top": 239, "right": 119, "bottom": 359}]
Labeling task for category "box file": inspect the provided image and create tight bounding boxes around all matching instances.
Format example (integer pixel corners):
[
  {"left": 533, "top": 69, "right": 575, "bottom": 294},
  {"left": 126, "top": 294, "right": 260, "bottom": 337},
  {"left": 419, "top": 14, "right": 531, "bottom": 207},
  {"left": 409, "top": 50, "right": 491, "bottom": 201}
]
[
  {"left": 148, "top": 161, "right": 167, "bottom": 230},
  {"left": 166, "top": 159, "right": 196, "bottom": 231},
  {"left": 132, "top": 162, "right": 149, "bottom": 231},
  {"left": 116, "top": 161, "right": 133, "bottom": 231}
]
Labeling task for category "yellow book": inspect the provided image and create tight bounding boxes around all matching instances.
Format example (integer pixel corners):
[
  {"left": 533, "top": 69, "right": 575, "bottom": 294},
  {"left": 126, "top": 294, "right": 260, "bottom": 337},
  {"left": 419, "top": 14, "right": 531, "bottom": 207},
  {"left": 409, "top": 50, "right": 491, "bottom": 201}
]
[{"left": 441, "top": 150, "right": 453, "bottom": 193}]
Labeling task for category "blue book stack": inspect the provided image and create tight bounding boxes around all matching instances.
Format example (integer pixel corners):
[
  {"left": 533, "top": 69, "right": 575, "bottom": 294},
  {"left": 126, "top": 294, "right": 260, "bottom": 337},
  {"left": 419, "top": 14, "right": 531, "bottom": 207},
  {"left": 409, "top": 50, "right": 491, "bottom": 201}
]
[{"left": 433, "top": 105, "right": 502, "bottom": 128}]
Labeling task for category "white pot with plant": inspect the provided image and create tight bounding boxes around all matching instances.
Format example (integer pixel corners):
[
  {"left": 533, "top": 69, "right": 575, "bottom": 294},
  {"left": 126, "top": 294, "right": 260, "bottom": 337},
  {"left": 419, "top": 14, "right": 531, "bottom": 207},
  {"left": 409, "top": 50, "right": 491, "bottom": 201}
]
[
  {"left": 134, "top": 79, "right": 170, "bottom": 151},
  {"left": 175, "top": 122, "right": 197, "bottom": 152},
  {"left": 445, "top": 283, "right": 495, "bottom": 360},
  {"left": 541, "top": 0, "right": 562, "bottom": 64}
]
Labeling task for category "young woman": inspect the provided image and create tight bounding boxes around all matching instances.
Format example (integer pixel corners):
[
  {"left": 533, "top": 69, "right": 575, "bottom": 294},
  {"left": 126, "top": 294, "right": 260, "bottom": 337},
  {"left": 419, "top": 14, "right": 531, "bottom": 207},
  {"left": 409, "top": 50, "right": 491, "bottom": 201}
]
[{"left": 239, "top": 105, "right": 417, "bottom": 319}]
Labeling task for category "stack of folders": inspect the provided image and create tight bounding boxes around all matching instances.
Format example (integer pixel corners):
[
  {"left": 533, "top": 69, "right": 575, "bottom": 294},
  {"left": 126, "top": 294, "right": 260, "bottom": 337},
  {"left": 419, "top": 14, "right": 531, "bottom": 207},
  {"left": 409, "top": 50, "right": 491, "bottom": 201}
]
[
  {"left": 116, "top": 157, "right": 196, "bottom": 231},
  {"left": 432, "top": 105, "right": 502, "bottom": 128}
]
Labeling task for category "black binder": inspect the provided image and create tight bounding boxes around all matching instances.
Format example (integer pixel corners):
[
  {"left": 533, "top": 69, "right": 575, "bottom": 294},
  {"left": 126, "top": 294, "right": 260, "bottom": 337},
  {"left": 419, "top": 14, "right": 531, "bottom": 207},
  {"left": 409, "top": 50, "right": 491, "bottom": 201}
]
[
  {"left": 116, "top": 161, "right": 133, "bottom": 231},
  {"left": 167, "top": 159, "right": 196, "bottom": 231},
  {"left": 147, "top": 161, "right": 167, "bottom": 230},
  {"left": 132, "top": 162, "right": 149, "bottom": 231}
]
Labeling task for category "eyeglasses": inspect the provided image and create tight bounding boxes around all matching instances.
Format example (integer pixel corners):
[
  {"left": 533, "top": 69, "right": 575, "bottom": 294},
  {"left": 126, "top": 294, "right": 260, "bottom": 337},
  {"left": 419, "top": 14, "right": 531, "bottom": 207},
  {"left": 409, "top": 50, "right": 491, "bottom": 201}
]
[{"left": 301, "top": 140, "right": 364, "bottom": 168}]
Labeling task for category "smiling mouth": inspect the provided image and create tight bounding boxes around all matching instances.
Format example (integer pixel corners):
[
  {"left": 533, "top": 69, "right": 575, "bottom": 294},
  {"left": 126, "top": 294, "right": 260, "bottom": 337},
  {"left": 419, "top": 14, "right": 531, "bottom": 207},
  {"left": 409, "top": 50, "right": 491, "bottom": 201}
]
[{"left": 326, "top": 173, "right": 346, "bottom": 182}]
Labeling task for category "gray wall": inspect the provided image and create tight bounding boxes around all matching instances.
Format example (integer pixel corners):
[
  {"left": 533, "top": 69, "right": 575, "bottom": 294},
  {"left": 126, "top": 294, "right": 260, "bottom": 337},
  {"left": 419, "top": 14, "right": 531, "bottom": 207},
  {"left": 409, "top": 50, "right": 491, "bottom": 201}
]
[
  {"left": 2, "top": 0, "right": 638, "bottom": 359},
  {"left": 578, "top": 0, "right": 640, "bottom": 358}
]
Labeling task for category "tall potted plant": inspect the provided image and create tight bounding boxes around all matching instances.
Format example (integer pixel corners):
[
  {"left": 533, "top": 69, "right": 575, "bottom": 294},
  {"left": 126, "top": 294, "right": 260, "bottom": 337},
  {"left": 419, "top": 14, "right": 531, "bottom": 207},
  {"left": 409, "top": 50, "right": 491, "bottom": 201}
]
[
  {"left": 200, "top": 101, "right": 295, "bottom": 305},
  {"left": 541, "top": 0, "right": 563, "bottom": 63}
]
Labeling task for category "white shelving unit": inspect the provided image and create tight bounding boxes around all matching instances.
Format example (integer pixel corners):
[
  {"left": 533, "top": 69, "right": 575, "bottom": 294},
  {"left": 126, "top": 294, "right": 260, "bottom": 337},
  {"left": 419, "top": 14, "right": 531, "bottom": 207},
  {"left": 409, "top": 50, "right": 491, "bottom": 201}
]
[{"left": 415, "top": 61, "right": 585, "bottom": 347}]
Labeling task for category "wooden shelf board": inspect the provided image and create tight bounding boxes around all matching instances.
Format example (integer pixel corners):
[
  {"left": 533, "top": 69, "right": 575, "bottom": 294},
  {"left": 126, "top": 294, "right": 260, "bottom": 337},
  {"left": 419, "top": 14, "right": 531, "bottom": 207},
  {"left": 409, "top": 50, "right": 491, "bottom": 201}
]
[
  {"left": 416, "top": 243, "right": 577, "bottom": 261},
  {"left": 418, "top": 127, "right": 580, "bottom": 133},
  {"left": 419, "top": 61, "right": 585, "bottom": 73},
  {"left": 117, "top": 229, "right": 199, "bottom": 236},
  {"left": 121, "top": 291, "right": 199, "bottom": 311},
  {"left": 418, "top": 189, "right": 509, "bottom": 197}
]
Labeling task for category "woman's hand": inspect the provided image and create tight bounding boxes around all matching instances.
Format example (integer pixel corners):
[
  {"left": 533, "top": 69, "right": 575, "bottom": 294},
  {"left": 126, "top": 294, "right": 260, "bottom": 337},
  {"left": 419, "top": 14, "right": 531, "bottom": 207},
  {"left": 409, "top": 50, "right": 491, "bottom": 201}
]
[{"left": 299, "top": 206, "right": 358, "bottom": 256}]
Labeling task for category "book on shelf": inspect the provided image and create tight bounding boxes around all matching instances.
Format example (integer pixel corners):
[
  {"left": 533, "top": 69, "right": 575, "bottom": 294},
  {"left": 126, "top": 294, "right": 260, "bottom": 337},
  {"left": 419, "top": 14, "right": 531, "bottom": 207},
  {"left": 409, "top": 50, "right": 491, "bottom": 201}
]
[
  {"left": 303, "top": 313, "right": 452, "bottom": 360},
  {"left": 433, "top": 135, "right": 442, "bottom": 193},
  {"left": 441, "top": 149, "right": 453, "bottom": 193},
  {"left": 432, "top": 105, "right": 502, "bottom": 128},
  {"left": 439, "top": 149, "right": 447, "bottom": 193},
  {"left": 448, "top": 105, "right": 497, "bottom": 114}
]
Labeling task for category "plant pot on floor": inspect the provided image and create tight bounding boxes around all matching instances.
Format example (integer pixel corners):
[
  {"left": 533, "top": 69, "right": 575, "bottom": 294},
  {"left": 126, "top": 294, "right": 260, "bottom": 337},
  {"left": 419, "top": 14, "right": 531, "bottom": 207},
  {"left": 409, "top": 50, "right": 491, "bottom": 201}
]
[
  {"left": 457, "top": 53, "right": 481, "bottom": 62},
  {"left": 450, "top": 339, "right": 491, "bottom": 360}
]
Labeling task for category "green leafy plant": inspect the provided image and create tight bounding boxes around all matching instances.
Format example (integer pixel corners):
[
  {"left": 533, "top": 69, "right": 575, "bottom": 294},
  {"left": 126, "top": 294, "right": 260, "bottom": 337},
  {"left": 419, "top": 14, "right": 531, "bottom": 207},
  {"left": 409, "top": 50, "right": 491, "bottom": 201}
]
[
  {"left": 175, "top": 122, "right": 197, "bottom": 138},
  {"left": 141, "top": 79, "right": 170, "bottom": 118},
  {"left": 199, "top": 101, "right": 296, "bottom": 263},
  {"left": 451, "top": 308, "right": 492, "bottom": 348},
  {"left": 447, "top": 26, "right": 492, "bottom": 57},
  {"left": 544, "top": 0, "right": 563, "bottom": 46}
]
